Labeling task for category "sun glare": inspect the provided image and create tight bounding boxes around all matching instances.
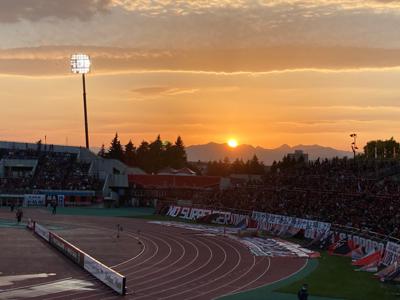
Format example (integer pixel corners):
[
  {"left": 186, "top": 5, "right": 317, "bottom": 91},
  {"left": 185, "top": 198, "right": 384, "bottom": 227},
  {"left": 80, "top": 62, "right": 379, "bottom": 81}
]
[{"left": 228, "top": 139, "right": 238, "bottom": 148}]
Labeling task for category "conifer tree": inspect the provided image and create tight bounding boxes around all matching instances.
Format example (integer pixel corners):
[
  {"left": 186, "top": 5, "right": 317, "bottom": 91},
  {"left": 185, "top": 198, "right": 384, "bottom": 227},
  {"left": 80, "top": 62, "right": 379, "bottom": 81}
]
[{"left": 107, "top": 133, "right": 124, "bottom": 161}]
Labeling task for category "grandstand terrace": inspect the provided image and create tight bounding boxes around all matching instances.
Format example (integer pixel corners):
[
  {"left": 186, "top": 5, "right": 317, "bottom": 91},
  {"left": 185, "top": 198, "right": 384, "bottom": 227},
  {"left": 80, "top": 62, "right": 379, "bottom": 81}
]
[
  {"left": 0, "top": 141, "right": 145, "bottom": 207},
  {"left": 194, "top": 157, "right": 400, "bottom": 238}
]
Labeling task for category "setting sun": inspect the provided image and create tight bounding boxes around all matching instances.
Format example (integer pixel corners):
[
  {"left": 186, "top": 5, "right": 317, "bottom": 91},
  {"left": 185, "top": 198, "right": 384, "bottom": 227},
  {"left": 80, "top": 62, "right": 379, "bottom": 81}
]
[{"left": 228, "top": 139, "right": 238, "bottom": 148}]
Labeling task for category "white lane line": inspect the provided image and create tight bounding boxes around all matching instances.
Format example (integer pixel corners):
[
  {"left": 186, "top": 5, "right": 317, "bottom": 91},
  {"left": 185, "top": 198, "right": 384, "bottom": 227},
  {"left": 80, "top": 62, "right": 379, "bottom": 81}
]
[
  {"left": 111, "top": 233, "right": 146, "bottom": 268},
  {"left": 216, "top": 258, "right": 308, "bottom": 299},
  {"left": 154, "top": 236, "right": 231, "bottom": 300},
  {"left": 116, "top": 234, "right": 159, "bottom": 273},
  {"left": 0, "top": 277, "right": 72, "bottom": 293},
  {"left": 42, "top": 225, "right": 149, "bottom": 300},
  {"left": 99, "top": 234, "right": 203, "bottom": 300},
  {"left": 53, "top": 233, "right": 160, "bottom": 300},
  {"left": 65, "top": 229, "right": 175, "bottom": 300},
  {"left": 223, "top": 257, "right": 271, "bottom": 295},
  {"left": 0, "top": 278, "right": 97, "bottom": 300},
  {"left": 80, "top": 232, "right": 190, "bottom": 300},
  {"left": 132, "top": 236, "right": 219, "bottom": 299},
  {"left": 135, "top": 236, "right": 203, "bottom": 292},
  {"left": 127, "top": 235, "right": 186, "bottom": 281},
  {"left": 191, "top": 255, "right": 258, "bottom": 300},
  {"left": 184, "top": 236, "right": 244, "bottom": 300},
  {"left": 118, "top": 233, "right": 171, "bottom": 275}
]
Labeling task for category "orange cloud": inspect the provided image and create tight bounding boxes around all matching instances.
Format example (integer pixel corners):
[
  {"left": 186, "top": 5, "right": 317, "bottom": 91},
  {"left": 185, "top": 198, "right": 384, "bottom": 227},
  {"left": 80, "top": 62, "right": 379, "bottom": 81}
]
[{"left": 3, "top": 46, "right": 400, "bottom": 76}]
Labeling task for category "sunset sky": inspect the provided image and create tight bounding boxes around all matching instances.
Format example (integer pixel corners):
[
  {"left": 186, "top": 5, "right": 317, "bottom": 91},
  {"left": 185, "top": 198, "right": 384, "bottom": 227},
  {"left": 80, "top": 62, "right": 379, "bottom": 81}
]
[{"left": 1, "top": 0, "right": 400, "bottom": 151}]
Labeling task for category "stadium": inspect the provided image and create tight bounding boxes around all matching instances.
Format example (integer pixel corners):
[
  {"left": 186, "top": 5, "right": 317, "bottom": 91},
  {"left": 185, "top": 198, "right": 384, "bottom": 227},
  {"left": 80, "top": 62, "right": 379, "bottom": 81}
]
[
  {"left": 1, "top": 138, "right": 400, "bottom": 300},
  {"left": 3, "top": 1, "right": 400, "bottom": 300}
]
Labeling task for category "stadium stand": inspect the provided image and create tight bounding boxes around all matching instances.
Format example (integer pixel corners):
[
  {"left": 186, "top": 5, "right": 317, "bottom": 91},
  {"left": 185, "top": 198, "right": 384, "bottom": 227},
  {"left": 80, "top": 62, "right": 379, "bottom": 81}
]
[
  {"left": 0, "top": 141, "right": 145, "bottom": 207},
  {"left": 187, "top": 158, "right": 400, "bottom": 239}
]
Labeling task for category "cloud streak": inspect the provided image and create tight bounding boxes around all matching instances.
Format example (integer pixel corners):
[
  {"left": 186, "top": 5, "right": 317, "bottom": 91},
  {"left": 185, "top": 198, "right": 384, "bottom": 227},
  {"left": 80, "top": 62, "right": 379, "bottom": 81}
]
[
  {"left": 0, "top": 0, "right": 111, "bottom": 23},
  {"left": 2, "top": 46, "right": 400, "bottom": 76},
  {"left": 131, "top": 86, "right": 198, "bottom": 96}
]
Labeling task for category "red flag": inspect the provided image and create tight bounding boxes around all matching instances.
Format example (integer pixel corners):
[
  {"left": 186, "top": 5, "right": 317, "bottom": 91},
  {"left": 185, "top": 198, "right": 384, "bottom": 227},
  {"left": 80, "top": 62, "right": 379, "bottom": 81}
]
[{"left": 352, "top": 250, "right": 382, "bottom": 266}]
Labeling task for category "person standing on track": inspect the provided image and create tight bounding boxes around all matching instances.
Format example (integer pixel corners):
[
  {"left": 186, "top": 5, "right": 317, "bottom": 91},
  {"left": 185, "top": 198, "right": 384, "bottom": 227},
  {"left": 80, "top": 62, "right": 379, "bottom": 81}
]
[
  {"left": 52, "top": 201, "right": 57, "bottom": 215},
  {"left": 16, "top": 208, "right": 23, "bottom": 223},
  {"left": 297, "top": 284, "right": 309, "bottom": 300}
]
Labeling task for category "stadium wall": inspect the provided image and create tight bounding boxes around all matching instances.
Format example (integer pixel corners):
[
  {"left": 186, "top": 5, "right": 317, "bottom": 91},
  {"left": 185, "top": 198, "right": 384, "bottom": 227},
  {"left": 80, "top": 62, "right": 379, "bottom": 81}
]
[{"left": 30, "top": 222, "right": 126, "bottom": 295}]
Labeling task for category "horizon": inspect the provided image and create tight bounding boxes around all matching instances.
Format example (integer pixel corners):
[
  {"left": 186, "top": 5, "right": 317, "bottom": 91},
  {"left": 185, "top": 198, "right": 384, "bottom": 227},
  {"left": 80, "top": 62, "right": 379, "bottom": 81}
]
[
  {"left": 0, "top": 137, "right": 356, "bottom": 153},
  {"left": 1, "top": 1, "right": 400, "bottom": 150}
]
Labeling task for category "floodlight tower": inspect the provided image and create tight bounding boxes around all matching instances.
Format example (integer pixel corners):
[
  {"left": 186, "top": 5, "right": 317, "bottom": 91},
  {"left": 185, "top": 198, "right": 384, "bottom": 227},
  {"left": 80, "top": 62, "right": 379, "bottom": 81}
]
[
  {"left": 71, "top": 54, "right": 91, "bottom": 149},
  {"left": 350, "top": 133, "right": 358, "bottom": 160}
]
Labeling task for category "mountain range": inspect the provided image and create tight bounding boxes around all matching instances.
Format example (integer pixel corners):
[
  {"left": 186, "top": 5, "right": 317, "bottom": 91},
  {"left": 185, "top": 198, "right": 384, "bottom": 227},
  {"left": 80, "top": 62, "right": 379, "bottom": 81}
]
[{"left": 186, "top": 143, "right": 353, "bottom": 165}]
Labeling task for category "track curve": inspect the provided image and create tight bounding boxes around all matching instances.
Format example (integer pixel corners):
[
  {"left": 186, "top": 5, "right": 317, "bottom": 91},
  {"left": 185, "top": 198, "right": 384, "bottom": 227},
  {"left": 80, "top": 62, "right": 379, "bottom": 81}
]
[{"left": 0, "top": 210, "right": 307, "bottom": 300}]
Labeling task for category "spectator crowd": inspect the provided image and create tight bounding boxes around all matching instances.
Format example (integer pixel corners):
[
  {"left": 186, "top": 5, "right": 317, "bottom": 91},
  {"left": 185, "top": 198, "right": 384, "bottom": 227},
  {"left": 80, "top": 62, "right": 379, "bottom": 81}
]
[
  {"left": 0, "top": 149, "right": 102, "bottom": 193},
  {"left": 197, "top": 157, "right": 400, "bottom": 239}
]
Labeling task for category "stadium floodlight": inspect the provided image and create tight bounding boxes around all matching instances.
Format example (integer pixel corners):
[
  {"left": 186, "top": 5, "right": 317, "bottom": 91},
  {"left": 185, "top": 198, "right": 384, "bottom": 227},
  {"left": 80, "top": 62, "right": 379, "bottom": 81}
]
[
  {"left": 71, "top": 54, "right": 91, "bottom": 74},
  {"left": 71, "top": 54, "right": 91, "bottom": 149},
  {"left": 350, "top": 133, "right": 358, "bottom": 160}
]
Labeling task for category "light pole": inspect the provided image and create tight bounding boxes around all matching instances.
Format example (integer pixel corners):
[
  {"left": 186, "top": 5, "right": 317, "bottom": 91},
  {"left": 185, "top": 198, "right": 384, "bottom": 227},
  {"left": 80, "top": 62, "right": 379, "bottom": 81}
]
[
  {"left": 71, "top": 54, "right": 91, "bottom": 149},
  {"left": 350, "top": 133, "right": 358, "bottom": 160}
]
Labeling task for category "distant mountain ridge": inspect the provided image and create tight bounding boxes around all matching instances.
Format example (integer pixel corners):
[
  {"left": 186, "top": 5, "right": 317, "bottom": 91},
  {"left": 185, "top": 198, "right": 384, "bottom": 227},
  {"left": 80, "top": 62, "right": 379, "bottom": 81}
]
[{"left": 186, "top": 142, "right": 352, "bottom": 165}]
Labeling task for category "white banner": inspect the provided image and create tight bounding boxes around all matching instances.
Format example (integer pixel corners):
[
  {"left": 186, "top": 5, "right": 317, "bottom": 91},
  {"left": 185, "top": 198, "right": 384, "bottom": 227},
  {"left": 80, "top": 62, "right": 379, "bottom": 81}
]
[
  {"left": 382, "top": 241, "right": 400, "bottom": 266},
  {"left": 34, "top": 223, "right": 50, "bottom": 242},
  {"left": 251, "top": 211, "right": 331, "bottom": 234},
  {"left": 84, "top": 254, "right": 125, "bottom": 295},
  {"left": 24, "top": 194, "right": 46, "bottom": 207},
  {"left": 335, "top": 232, "right": 385, "bottom": 254},
  {"left": 166, "top": 206, "right": 331, "bottom": 232},
  {"left": 166, "top": 206, "right": 248, "bottom": 226},
  {"left": 57, "top": 195, "right": 65, "bottom": 207}
]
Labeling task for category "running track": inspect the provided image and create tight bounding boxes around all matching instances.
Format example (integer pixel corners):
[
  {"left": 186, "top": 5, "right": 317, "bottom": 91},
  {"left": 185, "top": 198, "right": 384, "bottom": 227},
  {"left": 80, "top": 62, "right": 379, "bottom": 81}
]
[{"left": 0, "top": 210, "right": 307, "bottom": 300}]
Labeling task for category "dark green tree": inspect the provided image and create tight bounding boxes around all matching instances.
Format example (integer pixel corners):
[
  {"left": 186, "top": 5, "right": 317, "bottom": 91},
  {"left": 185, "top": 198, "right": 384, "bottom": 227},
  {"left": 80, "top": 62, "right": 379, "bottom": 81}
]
[
  {"left": 249, "top": 155, "right": 265, "bottom": 174},
  {"left": 364, "top": 138, "right": 400, "bottom": 160},
  {"left": 107, "top": 133, "right": 124, "bottom": 161},
  {"left": 98, "top": 144, "right": 106, "bottom": 157},
  {"left": 124, "top": 140, "right": 136, "bottom": 166},
  {"left": 148, "top": 135, "right": 164, "bottom": 173},
  {"left": 165, "top": 136, "right": 187, "bottom": 169},
  {"left": 136, "top": 140, "right": 151, "bottom": 171}
]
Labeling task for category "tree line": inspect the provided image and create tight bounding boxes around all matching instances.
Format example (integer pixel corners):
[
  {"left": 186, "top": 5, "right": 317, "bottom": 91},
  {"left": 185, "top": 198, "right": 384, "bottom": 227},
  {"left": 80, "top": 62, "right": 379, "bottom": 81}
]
[
  {"left": 206, "top": 156, "right": 266, "bottom": 176},
  {"left": 363, "top": 137, "right": 400, "bottom": 160},
  {"left": 98, "top": 134, "right": 266, "bottom": 176},
  {"left": 98, "top": 133, "right": 187, "bottom": 174}
]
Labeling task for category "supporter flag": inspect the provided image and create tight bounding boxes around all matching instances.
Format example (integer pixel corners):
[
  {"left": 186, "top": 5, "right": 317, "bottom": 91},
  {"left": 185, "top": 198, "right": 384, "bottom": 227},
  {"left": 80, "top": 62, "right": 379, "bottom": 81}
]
[
  {"left": 158, "top": 205, "right": 169, "bottom": 216},
  {"left": 332, "top": 238, "right": 353, "bottom": 256},
  {"left": 352, "top": 250, "right": 382, "bottom": 267},
  {"left": 328, "top": 235, "right": 344, "bottom": 255},
  {"left": 311, "top": 231, "right": 333, "bottom": 250},
  {"left": 287, "top": 226, "right": 301, "bottom": 238},
  {"left": 382, "top": 264, "right": 400, "bottom": 282},
  {"left": 278, "top": 225, "right": 290, "bottom": 237},
  {"left": 356, "top": 261, "right": 379, "bottom": 273},
  {"left": 197, "top": 213, "right": 219, "bottom": 224},
  {"left": 246, "top": 218, "right": 258, "bottom": 229},
  {"left": 236, "top": 218, "right": 247, "bottom": 230},
  {"left": 351, "top": 246, "right": 365, "bottom": 261},
  {"left": 375, "top": 262, "right": 398, "bottom": 280},
  {"left": 293, "top": 228, "right": 305, "bottom": 240}
]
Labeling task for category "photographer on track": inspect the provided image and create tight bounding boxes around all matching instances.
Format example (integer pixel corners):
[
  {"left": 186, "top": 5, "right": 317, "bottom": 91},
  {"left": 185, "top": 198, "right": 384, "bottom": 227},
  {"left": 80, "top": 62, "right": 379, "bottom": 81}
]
[{"left": 297, "top": 284, "right": 308, "bottom": 300}]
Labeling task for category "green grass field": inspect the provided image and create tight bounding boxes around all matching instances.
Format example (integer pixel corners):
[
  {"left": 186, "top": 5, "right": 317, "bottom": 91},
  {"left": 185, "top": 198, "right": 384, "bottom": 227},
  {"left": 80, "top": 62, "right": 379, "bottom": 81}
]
[{"left": 277, "top": 252, "right": 400, "bottom": 300}]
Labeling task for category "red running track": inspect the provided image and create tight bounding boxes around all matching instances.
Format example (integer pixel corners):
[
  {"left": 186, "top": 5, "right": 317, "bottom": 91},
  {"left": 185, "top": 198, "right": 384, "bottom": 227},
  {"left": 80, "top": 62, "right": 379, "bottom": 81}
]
[{"left": 0, "top": 211, "right": 307, "bottom": 300}]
